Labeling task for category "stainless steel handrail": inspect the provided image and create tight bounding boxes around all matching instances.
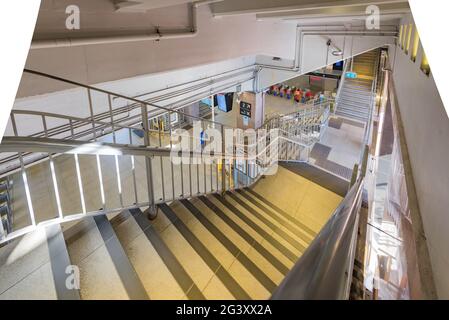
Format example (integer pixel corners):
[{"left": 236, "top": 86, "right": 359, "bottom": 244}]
[
  {"left": 0, "top": 68, "right": 333, "bottom": 244},
  {"left": 271, "top": 178, "right": 364, "bottom": 300},
  {"left": 334, "top": 58, "right": 350, "bottom": 113},
  {"left": 23, "top": 69, "right": 228, "bottom": 128},
  {"left": 0, "top": 135, "right": 298, "bottom": 161},
  {"left": 271, "top": 49, "right": 382, "bottom": 300}
]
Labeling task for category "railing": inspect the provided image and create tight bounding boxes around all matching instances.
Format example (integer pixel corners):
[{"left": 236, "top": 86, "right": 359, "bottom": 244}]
[
  {"left": 271, "top": 177, "right": 364, "bottom": 299},
  {"left": 263, "top": 97, "right": 332, "bottom": 146},
  {"left": 334, "top": 59, "right": 350, "bottom": 114},
  {"left": 271, "top": 49, "right": 382, "bottom": 300},
  {"left": 0, "top": 69, "right": 319, "bottom": 244}
]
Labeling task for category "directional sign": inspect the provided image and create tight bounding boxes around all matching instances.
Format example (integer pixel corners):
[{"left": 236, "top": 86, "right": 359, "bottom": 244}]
[{"left": 240, "top": 101, "right": 251, "bottom": 117}]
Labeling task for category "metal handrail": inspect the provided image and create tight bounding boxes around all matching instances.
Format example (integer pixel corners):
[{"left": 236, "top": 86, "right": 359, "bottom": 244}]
[
  {"left": 262, "top": 97, "right": 331, "bottom": 125},
  {"left": 0, "top": 129, "right": 308, "bottom": 243},
  {"left": 334, "top": 59, "right": 350, "bottom": 113},
  {"left": 0, "top": 68, "right": 332, "bottom": 245},
  {"left": 23, "top": 69, "right": 229, "bottom": 128},
  {"left": 271, "top": 178, "right": 364, "bottom": 300},
  {"left": 272, "top": 49, "right": 382, "bottom": 300},
  {"left": 0, "top": 135, "right": 301, "bottom": 161}
]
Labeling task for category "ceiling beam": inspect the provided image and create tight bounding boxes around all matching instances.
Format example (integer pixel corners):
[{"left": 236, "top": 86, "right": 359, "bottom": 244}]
[
  {"left": 255, "top": 2, "right": 410, "bottom": 21},
  {"left": 211, "top": 0, "right": 409, "bottom": 17}
]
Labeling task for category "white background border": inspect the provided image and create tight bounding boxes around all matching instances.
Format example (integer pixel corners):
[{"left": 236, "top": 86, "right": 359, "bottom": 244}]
[
  {"left": 0, "top": 1, "right": 40, "bottom": 142},
  {"left": 0, "top": 1, "right": 448, "bottom": 142}
]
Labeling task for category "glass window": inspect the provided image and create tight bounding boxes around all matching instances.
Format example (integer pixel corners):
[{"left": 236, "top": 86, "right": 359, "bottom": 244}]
[
  {"left": 411, "top": 27, "right": 420, "bottom": 62},
  {"left": 398, "top": 25, "right": 403, "bottom": 47},
  {"left": 401, "top": 25, "right": 407, "bottom": 50},
  {"left": 405, "top": 24, "right": 412, "bottom": 55},
  {"left": 420, "top": 51, "right": 431, "bottom": 76}
]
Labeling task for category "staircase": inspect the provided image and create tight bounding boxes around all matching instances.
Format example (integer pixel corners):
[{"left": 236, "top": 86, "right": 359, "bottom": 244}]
[
  {"left": 0, "top": 66, "right": 368, "bottom": 300},
  {"left": 0, "top": 165, "right": 342, "bottom": 300},
  {"left": 336, "top": 50, "right": 379, "bottom": 122}
]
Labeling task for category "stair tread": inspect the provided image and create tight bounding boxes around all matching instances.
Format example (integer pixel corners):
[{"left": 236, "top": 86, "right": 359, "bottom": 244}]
[
  {"left": 177, "top": 199, "right": 280, "bottom": 298},
  {"left": 111, "top": 210, "right": 187, "bottom": 300},
  {"left": 130, "top": 208, "right": 205, "bottom": 300},
  {"left": 209, "top": 194, "right": 299, "bottom": 263},
  {"left": 63, "top": 217, "right": 133, "bottom": 300},
  {"left": 160, "top": 202, "right": 252, "bottom": 299}
]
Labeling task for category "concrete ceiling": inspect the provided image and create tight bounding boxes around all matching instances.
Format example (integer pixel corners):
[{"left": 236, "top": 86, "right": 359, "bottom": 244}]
[
  {"left": 34, "top": 0, "right": 191, "bottom": 39},
  {"left": 210, "top": 0, "right": 409, "bottom": 16},
  {"left": 112, "top": 0, "right": 192, "bottom": 12},
  {"left": 255, "top": 2, "right": 410, "bottom": 26},
  {"left": 33, "top": 0, "right": 408, "bottom": 41}
]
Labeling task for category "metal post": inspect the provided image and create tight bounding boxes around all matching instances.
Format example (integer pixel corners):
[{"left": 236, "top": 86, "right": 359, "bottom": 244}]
[
  {"left": 11, "top": 114, "right": 36, "bottom": 226},
  {"left": 108, "top": 95, "right": 124, "bottom": 207},
  {"left": 128, "top": 128, "right": 138, "bottom": 204},
  {"left": 87, "top": 88, "right": 97, "bottom": 141},
  {"left": 203, "top": 160, "right": 207, "bottom": 194},
  {"left": 210, "top": 94, "right": 215, "bottom": 129},
  {"left": 216, "top": 159, "right": 219, "bottom": 192},
  {"left": 42, "top": 115, "right": 63, "bottom": 219},
  {"left": 108, "top": 94, "right": 116, "bottom": 143},
  {"left": 158, "top": 119, "right": 165, "bottom": 202},
  {"left": 221, "top": 125, "right": 226, "bottom": 193},
  {"left": 69, "top": 119, "right": 74, "bottom": 139},
  {"left": 210, "top": 158, "right": 213, "bottom": 192},
  {"left": 196, "top": 125, "right": 200, "bottom": 194},
  {"left": 141, "top": 103, "right": 157, "bottom": 219},
  {"left": 0, "top": 209, "right": 5, "bottom": 240},
  {"left": 168, "top": 111, "right": 175, "bottom": 200},
  {"left": 189, "top": 155, "right": 193, "bottom": 197}
]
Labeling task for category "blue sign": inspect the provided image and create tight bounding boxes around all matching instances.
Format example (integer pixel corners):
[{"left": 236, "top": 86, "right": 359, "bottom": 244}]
[{"left": 345, "top": 71, "right": 358, "bottom": 79}]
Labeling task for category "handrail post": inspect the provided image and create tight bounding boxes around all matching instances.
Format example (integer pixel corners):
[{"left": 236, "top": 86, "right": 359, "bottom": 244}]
[
  {"left": 168, "top": 111, "right": 175, "bottom": 200},
  {"left": 87, "top": 88, "right": 97, "bottom": 141},
  {"left": 349, "top": 164, "right": 359, "bottom": 189},
  {"left": 141, "top": 103, "right": 157, "bottom": 219},
  {"left": 221, "top": 125, "right": 226, "bottom": 194}
]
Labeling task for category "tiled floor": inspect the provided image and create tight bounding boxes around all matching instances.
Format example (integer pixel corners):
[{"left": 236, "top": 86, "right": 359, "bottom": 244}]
[{"left": 309, "top": 116, "right": 365, "bottom": 180}]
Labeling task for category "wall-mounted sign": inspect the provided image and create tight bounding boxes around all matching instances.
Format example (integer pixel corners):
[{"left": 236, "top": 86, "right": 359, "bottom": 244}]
[
  {"left": 345, "top": 71, "right": 358, "bottom": 79},
  {"left": 170, "top": 112, "right": 178, "bottom": 125},
  {"left": 240, "top": 101, "right": 251, "bottom": 117}
]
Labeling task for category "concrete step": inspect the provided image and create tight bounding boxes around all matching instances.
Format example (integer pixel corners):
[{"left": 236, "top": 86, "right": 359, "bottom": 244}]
[
  {"left": 339, "top": 99, "right": 371, "bottom": 109},
  {"left": 341, "top": 84, "right": 371, "bottom": 93},
  {"left": 337, "top": 102, "right": 370, "bottom": 111},
  {"left": 63, "top": 216, "right": 147, "bottom": 300},
  {"left": 180, "top": 198, "right": 277, "bottom": 299},
  {"left": 111, "top": 209, "right": 188, "bottom": 300},
  {"left": 338, "top": 108, "right": 370, "bottom": 117},
  {"left": 336, "top": 109, "right": 369, "bottom": 122},
  {"left": 0, "top": 225, "right": 79, "bottom": 300},
  {"left": 340, "top": 93, "right": 372, "bottom": 103},
  {"left": 346, "top": 79, "right": 373, "bottom": 86},
  {"left": 338, "top": 100, "right": 371, "bottom": 110},
  {"left": 343, "top": 84, "right": 372, "bottom": 92},
  {"left": 0, "top": 165, "right": 343, "bottom": 300},
  {"left": 208, "top": 193, "right": 299, "bottom": 263}
]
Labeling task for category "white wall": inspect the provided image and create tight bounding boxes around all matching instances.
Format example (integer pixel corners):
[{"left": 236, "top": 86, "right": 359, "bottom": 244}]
[
  {"left": 10, "top": 56, "right": 256, "bottom": 137},
  {"left": 21, "top": 5, "right": 296, "bottom": 97},
  {"left": 257, "top": 34, "right": 396, "bottom": 90},
  {"left": 390, "top": 15, "right": 449, "bottom": 298}
]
